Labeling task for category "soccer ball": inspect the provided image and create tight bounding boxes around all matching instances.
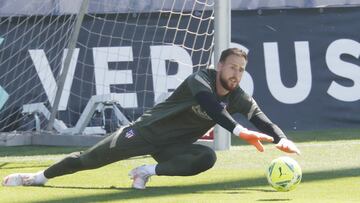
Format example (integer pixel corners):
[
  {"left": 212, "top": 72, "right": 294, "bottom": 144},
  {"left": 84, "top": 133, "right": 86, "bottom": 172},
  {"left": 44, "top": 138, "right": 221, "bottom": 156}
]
[{"left": 266, "top": 156, "right": 302, "bottom": 192}]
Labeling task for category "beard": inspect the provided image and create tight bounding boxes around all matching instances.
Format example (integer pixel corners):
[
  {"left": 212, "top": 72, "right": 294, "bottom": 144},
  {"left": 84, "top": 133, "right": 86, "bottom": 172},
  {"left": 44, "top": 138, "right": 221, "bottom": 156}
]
[{"left": 220, "top": 75, "right": 239, "bottom": 92}]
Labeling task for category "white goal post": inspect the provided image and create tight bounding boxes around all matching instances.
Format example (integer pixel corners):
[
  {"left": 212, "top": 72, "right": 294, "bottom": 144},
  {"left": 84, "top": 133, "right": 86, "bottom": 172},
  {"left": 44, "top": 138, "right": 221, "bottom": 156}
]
[{"left": 213, "top": 0, "right": 231, "bottom": 150}]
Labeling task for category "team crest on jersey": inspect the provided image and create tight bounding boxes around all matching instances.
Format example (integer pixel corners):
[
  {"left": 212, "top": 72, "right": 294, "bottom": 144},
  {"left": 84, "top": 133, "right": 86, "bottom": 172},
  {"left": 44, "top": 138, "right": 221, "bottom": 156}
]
[
  {"left": 192, "top": 105, "right": 212, "bottom": 120},
  {"left": 125, "top": 129, "right": 135, "bottom": 138}
]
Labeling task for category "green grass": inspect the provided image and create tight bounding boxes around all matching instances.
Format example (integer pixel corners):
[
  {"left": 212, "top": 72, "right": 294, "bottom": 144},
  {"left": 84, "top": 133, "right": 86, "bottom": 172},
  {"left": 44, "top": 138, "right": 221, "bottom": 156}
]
[{"left": 1, "top": 129, "right": 360, "bottom": 203}]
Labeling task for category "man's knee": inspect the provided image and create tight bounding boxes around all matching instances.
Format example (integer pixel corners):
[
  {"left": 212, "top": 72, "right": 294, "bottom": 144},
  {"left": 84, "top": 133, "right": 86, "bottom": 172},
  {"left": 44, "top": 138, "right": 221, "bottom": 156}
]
[
  {"left": 192, "top": 147, "right": 217, "bottom": 174},
  {"left": 62, "top": 152, "right": 84, "bottom": 171},
  {"left": 62, "top": 150, "right": 109, "bottom": 171}
]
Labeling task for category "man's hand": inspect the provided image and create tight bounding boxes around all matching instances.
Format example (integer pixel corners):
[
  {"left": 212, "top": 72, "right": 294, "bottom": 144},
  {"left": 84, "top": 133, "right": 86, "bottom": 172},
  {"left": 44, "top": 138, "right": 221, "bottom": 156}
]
[
  {"left": 276, "top": 138, "right": 301, "bottom": 155},
  {"left": 239, "top": 129, "right": 274, "bottom": 152}
]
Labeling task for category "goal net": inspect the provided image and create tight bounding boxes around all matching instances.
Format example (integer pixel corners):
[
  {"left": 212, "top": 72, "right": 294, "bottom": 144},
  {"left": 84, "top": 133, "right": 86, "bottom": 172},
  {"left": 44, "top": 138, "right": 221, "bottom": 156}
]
[{"left": 0, "top": 0, "right": 215, "bottom": 136}]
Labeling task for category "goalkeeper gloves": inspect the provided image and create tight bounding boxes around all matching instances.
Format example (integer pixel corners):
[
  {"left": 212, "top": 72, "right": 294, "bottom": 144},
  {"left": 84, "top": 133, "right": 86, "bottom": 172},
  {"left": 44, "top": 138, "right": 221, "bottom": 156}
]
[
  {"left": 233, "top": 125, "right": 301, "bottom": 154},
  {"left": 276, "top": 138, "right": 301, "bottom": 155},
  {"left": 233, "top": 125, "right": 274, "bottom": 152}
]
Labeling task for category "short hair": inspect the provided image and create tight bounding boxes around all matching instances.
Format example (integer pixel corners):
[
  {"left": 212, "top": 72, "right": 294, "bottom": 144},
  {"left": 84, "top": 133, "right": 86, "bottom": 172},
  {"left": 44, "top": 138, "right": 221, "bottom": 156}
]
[{"left": 219, "top": 48, "right": 248, "bottom": 63}]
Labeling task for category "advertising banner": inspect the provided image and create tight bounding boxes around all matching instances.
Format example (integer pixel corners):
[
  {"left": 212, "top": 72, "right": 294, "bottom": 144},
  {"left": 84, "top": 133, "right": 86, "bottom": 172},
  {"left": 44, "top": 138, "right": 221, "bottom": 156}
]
[{"left": 0, "top": 7, "right": 359, "bottom": 132}]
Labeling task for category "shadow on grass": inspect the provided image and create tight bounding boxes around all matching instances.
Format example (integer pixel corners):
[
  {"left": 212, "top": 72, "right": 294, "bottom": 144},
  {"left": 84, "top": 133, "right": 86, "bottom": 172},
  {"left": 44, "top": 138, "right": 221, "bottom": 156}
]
[{"left": 29, "top": 167, "right": 360, "bottom": 203}]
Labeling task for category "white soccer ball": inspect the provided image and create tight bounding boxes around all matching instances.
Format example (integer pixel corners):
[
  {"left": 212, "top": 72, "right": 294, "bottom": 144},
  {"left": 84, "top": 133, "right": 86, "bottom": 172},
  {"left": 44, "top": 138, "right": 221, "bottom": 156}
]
[{"left": 266, "top": 156, "right": 302, "bottom": 192}]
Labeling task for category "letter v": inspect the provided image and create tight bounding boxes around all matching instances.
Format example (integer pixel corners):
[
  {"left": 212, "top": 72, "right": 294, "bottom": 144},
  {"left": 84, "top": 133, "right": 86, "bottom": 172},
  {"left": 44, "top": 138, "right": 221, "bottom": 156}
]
[{"left": 29, "top": 49, "right": 79, "bottom": 111}]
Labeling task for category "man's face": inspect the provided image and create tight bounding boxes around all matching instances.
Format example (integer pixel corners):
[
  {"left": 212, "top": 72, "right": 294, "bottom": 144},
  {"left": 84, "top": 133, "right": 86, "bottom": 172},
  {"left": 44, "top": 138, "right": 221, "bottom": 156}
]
[{"left": 218, "top": 54, "right": 247, "bottom": 92}]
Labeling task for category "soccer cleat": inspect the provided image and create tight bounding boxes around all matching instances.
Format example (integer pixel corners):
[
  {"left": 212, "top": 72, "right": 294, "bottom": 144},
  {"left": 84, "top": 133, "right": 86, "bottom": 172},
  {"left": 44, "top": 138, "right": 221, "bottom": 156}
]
[
  {"left": 128, "top": 165, "right": 151, "bottom": 189},
  {"left": 2, "top": 172, "right": 47, "bottom": 186}
]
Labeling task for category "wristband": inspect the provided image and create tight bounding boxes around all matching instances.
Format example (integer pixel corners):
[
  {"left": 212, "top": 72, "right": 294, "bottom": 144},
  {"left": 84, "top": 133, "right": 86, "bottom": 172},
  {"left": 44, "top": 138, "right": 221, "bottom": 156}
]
[{"left": 233, "top": 124, "right": 246, "bottom": 136}]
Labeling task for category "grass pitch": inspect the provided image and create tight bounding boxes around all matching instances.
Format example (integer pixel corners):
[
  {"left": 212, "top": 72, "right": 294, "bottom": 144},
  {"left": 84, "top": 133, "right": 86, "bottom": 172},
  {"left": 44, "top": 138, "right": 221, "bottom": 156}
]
[{"left": 0, "top": 129, "right": 359, "bottom": 203}]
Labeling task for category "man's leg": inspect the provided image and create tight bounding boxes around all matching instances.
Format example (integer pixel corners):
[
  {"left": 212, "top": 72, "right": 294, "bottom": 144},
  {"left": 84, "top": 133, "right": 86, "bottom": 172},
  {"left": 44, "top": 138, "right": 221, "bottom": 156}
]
[
  {"left": 152, "top": 143, "right": 217, "bottom": 176},
  {"left": 129, "top": 143, "right": 216, "bottom": 189},
  {"left": 2, "top": 127, "right": 157, "bottom": 186}
]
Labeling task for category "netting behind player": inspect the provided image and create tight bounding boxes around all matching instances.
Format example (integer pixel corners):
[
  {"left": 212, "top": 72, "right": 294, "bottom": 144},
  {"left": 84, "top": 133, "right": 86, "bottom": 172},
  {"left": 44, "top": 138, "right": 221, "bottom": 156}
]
[{"left": 0, "top": 0, "right": 214, "bottom": 135}]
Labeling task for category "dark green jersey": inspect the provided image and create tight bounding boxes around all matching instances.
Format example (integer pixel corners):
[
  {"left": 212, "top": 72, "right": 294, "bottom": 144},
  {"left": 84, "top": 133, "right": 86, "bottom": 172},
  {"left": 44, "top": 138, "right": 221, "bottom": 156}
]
[{"left": 133, "top": 69, "right": 261, "bottom": 145}]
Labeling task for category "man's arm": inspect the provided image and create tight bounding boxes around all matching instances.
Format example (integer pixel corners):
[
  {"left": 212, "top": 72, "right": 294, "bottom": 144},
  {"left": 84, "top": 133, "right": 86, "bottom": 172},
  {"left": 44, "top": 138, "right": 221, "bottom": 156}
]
[
  {"left": 194, "top": 91, "right": 237, "bottom": 132},
  {"left": 250, "top": 113, "right": 286, "bottom": 144},
  {"left": 195, "top": 91, "right": 273, "bottom": 152},
  {"left": 248, "top": 103, "right": 301, "bottom": 154}
]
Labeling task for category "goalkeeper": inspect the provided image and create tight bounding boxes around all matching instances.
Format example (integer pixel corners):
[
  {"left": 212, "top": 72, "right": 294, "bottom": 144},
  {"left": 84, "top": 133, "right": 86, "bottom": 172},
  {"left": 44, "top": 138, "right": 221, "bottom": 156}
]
[{"left": 2, "top": 48, "right": 300, "bottom": 189}]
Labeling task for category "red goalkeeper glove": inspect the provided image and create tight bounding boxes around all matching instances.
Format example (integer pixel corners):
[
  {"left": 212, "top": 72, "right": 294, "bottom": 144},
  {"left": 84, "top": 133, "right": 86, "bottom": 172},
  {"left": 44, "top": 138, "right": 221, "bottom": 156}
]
[
  {"left": 234, "top": 125, "right": 274, "bottom": 152},
  {"left": 276, "top": 138, "right": 301, "bottom": 155}
]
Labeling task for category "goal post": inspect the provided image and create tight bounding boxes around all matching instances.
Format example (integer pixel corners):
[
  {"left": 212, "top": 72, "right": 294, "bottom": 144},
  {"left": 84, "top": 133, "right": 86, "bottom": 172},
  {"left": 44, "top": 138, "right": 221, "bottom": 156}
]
[{"left": 213, "top": 0, "right": 231, "bottom": 150}]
